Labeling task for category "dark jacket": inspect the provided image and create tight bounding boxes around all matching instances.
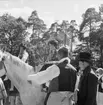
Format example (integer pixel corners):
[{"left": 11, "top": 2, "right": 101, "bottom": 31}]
[
  {"left": 40, "top": 61, "right": 77, "bottom": 105},
  {"left": 77, "top": 66, "right": 98, "bottom": 105},
  {"left": 49, "top": 62, "right": 76, "bottom": 92},
  {"left": 40, "top": 61, "right": 77, "bottom": 92}
]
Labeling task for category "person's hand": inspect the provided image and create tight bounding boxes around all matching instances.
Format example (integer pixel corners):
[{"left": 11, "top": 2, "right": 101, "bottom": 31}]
[
  {"left": 96, "top": 68, "right": 103, "bottom": 79},
  {"left": 71, "top": 90, "right": 78, "bottom": 104}
]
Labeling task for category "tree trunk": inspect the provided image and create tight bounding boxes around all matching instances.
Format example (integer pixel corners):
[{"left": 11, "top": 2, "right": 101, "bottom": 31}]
[
  {"left": 70, "top": 32, "right": 73, "bottom": 58},
  {"left": 89, "top": 19, "right": 92, "bottom": 51}
]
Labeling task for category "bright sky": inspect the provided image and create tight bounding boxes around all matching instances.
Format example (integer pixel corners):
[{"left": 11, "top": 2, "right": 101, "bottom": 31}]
[{"left": 0, "top": 0, "right": 102, "bottom": 27}]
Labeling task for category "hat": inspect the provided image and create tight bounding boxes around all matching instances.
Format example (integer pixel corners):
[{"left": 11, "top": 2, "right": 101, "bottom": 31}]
[{"left": 79, "top": 52, "right": 91, "bottom": 63}]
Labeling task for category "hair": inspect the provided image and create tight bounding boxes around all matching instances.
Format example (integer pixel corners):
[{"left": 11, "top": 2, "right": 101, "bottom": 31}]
[
  {"left": 48, "top": 40, "right": 58, "bottom": 48},
  {"left": 58, "top": 47, "right": 68, "bottom": 58},
  {"left": 79, "top": 52, "right": 91, "bottom": 64}
]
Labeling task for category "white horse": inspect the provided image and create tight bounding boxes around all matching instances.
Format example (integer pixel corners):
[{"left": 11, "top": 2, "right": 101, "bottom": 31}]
[{"left": 0, "top": 50, "right": 46, "bottom": 105}]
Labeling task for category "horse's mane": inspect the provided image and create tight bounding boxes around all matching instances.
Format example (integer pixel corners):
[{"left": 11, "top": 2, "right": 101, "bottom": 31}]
[{"left": 5, "top": 52, "right": 35, "bottom": 73}]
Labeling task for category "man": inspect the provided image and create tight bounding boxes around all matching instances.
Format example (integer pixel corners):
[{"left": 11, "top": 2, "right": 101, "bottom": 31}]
[
  {"left": 40, "top": 39, "right": 58, "bottom": 70},
  {"left": 28, "top": 47, "right": 77, "bottom": 105},
  {"left": 76, "top": 52, "right": 98, "bottom": 105},
  {"left": 18, "top": 43, "right": 29, "bottom": 63}
]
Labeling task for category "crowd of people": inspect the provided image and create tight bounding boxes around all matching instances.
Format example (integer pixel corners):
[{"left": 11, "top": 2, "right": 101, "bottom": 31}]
[{"left": 0, "top": 39, "right": 103, "bottom": 105}]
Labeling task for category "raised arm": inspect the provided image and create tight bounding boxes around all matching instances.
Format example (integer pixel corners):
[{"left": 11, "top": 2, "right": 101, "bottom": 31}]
[{"left": 28, "top": 64, "right": 60, "bottom": 85}]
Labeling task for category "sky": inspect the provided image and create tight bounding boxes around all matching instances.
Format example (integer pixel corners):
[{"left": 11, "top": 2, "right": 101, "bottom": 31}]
[{"left": 0, "top": 0, "right": 103, "bottom": 28}]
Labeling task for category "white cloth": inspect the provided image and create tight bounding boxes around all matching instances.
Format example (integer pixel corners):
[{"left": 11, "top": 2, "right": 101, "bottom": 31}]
[
  {"left": 97, "top": 89, "right": 103, "bottom": 105},
  {"left": 28, "top": 64, "right": 60, "bottom": 85},
  {"left": 45, "top": 57, "right": 76, "bottom": 71},
  {"left": 101, "top": 83, "right": 103, "bottom": 89},
  {"left": 47, "top": 91, "right": 73, "bottom": 105},
  {"left": 28, "top": 57, "right": 76, "bottom": 85},
  {"left": 74, "top": 75, "right": 81, "bottom": 91},
  {"left": 96, "top": 68, "right": 103, "bottom": 79}
]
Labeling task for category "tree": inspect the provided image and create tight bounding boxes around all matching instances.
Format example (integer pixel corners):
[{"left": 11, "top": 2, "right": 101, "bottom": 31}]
[
  {"left": 77, "top": 5, "right": 103, "bottom": 67},
  {"left": 0, "top": 13, "right": 28, "bottom": 56},
  {"left": 90, "top": 22, "right": 103, "bottom": 67},
  {"left": 28, "top": 10, "right": 47, "bottom": 45},
  {"left": 78, "top": 7, "right": 101, "bottom": 51},
  {"left": 27, "top": 10, "right": 50, "bottom": 66}
]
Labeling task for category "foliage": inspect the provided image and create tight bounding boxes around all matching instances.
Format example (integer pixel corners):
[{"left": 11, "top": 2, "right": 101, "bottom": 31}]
[
  {"left": 76, "top": 4, "right": 103, "bottom": 67},
  {"left": 28, "top": 10, "right": 47, "bottom": 45},
  {"left": 1, "top": 5, "right": 103, "bottom": 68},
  {"left": 0, "top": 13, "right": 28, "bottom": 56}
]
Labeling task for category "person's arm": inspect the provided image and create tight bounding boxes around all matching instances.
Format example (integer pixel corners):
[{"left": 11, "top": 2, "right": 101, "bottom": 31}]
[
  {"left": 39, "top": 63, "right": 52, "bottom": 88},
  {"left": 28, "top": 64, "right": 60, "bottom": 85},
  {"left": 21, "top": 50, "right": 29, "bottom": 62},
  {"left": 85, "top": 73, "right": 98, "bottom": 105}
]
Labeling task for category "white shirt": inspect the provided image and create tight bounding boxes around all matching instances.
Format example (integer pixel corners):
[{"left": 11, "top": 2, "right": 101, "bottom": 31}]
[{"left": 28, "top": 57, "right": 76, "bottom": 85}]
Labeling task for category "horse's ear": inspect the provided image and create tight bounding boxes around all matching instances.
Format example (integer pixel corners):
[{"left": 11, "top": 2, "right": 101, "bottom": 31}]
[{"left": 27, "top": 80, "right": 32, "bottom": 85}]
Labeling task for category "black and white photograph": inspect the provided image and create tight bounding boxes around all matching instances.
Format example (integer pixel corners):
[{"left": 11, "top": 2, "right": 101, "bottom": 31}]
[{"left": 0, "top": 0, "right": 102, "bottom": 105}]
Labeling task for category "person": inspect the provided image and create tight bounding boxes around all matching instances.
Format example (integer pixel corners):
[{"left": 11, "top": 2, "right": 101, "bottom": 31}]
[
  {"left": 18, "top": 43, "right": 29, "bottom": 63},
  {"left": 15, "top": 43, "right": 29, "bottom": 105},
  {"left": 0, "top": 78, "right": 7, "bottom": 105},
  {"left": 76, "top": 52, "right": 98, "bottom": 105},
  {"left": 28, "top": 47, "right": 77, "bottom": 105},
  {"left": 40, "top": 40, "right": 58, "bottom": 86}
]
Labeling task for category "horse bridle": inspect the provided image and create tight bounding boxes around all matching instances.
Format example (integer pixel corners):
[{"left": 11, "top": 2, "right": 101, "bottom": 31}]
[{"left": 1, "top": 56, "right": 7, "bottom": 74}]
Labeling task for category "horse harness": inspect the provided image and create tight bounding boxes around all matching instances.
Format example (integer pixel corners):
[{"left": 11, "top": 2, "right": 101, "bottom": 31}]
[{"left": 1, "top": 57, "right": 7, "bottom": 74}]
